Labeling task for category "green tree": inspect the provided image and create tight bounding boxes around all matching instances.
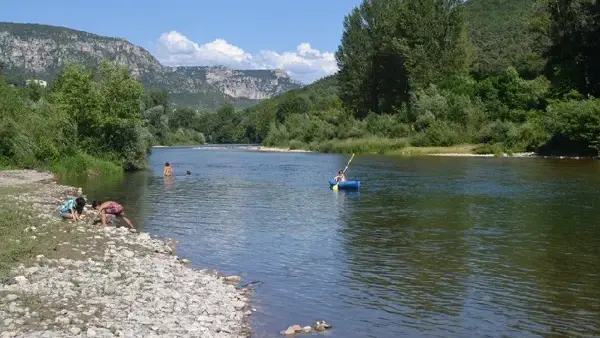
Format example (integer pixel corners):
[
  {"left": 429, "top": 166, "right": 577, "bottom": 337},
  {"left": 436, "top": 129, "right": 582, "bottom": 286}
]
[
  {"left": 336, "top": 0, "right": 471, "bottom": 118},
  {"left": 97, "top": 61, "right": 146, "bottom": 168},
  {"left": 49, "top": 63, "right": 100, "bottom": 150},
  {"left": 534, "top": 0, "right": 600, "bottom": 97},
  {"left": 169, "top": 107, "right": 196, "bottom": 130},
  {"left": 276, "top": 94, "right": 310, "bottom": 123}
]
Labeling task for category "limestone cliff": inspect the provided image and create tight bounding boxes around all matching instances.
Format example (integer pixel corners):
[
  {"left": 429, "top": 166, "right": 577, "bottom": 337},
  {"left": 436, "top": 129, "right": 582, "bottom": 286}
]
[{"left": 0, "top": 22, "right": 302, "bottom": 108}]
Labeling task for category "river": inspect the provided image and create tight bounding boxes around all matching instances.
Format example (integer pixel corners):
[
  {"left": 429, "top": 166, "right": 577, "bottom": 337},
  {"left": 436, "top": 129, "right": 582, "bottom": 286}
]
[{"left": 62, "top": 146, "right": 600, "bottom": 338}]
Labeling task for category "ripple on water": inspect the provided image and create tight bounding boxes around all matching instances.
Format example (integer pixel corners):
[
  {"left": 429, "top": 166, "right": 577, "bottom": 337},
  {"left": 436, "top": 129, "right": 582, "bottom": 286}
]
[{"left": 77, "top": 149, "right": 600, "bottom": 338}]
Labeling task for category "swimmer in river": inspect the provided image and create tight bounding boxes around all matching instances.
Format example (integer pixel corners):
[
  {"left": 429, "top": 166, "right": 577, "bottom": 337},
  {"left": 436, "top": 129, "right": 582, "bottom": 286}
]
[{"left": 163, "top": 162, "right": 173, "bottom": 176}]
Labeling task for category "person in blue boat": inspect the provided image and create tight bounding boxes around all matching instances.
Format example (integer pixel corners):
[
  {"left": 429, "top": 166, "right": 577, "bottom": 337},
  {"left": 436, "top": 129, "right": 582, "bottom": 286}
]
[{"left": 334, "top": 169, "right": 347, "bottom": 183}]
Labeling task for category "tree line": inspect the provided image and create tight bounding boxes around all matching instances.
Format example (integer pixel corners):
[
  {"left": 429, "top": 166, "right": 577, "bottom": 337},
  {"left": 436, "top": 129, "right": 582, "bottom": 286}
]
[
  {"left": 3, "top": 0, "right": 600, "bottom": 169},
  {"left": 0, "top": 60, "right": 212, "bottom": 176},
  {"left": 189, "top": 0, "right": 600, "bottom": 156}
]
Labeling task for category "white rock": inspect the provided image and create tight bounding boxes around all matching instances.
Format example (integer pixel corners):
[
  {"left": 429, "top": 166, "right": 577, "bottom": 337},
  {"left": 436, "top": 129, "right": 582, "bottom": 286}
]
[
  {"left": 108, "top": 271, "right": 122, "bottom": 279},
  {"left": 86, "top": 328, "right": 96, "bottom": 336},
  {"left": 13, "top": 276, "right": 28, "bottom": 285},
  {"left": 54, "top": 316, "right": 70, "bottom": 325},
  {"left": 26, "top": 266, "right": 39, "bottom": 275},
  {"left": 122, "top": 250, "right": 135, "bottom": 258},
  {"left": 70, "top": 327, "right": 82, "bottom": 335},
  {"left": 224, "top": 275, "right": 242, "bottom": 283},
  {"left": 138, "top": 233, "right": 151, "bottom": 241},
  {"left": 5, "top": 294, "right": 18, "bottom": 302}
]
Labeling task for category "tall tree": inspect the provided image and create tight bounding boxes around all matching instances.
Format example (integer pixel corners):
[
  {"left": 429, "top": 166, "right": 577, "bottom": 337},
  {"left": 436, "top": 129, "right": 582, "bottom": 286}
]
[
  {"left": 336, "top": 6, "right": 376, "bottom": 118},
  {"left": 336, "top": 0, "right": 471, "bottom": 118},
  {"left": 534, "top": 0, "right": 600, "bottom": 97}
]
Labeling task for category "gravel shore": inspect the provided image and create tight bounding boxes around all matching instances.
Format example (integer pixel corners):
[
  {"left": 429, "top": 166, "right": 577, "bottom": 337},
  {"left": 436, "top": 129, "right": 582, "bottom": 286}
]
[{"left": 0, "top": 170, "right": 250, "bottom": 338}]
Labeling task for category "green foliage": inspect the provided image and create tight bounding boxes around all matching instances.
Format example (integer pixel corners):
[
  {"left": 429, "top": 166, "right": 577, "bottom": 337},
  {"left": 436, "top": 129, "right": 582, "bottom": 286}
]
[
  {"left": 465, "top": 0, "right": 543, "bottom": 78},
  {"left": 311, "top": 137, "right": 409, "bottom": 154},
  {"left": 177, "top": 0, "right": 600, "bottom": 158},
  {"left": 51, "top": 152, "right": 122, "bottom": 178},
  {"left": 0, "top": 61, "right": 156, "bottom": 175},
  {"left": 6, "top": 0, "right": 598, "bottom": 158},
  {"left": 541, "top": 99, "right": 600, "bottom": 155},
  {"left": 534, "top": 0, "right": 600, "bottom": 98},
  {"left": 335, "top": 0, "right": 471, "bottom": 117},
  {"left": 410, "top": 121, "right": 467, "bottom": 147}
]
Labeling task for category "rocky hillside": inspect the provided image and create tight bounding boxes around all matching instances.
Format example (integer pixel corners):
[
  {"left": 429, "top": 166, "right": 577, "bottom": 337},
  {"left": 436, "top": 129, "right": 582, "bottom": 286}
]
[{"left": 0, "top": 22, "right": 302, "bottom": 108}]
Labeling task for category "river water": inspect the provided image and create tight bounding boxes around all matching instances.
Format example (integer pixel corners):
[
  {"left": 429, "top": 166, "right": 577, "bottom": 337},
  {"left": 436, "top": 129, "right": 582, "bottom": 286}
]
[{"left": 63, "top": 146, "right": 600, "bottom": 338}]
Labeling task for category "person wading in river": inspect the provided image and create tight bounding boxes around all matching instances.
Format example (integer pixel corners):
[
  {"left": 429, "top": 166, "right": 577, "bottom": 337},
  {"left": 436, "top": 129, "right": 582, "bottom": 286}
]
[
  {"left": 91, "top": 200, "right": 135, "bottom": 229},
  {"left": 163, "top": 162, "right": 173, "bottom": 177}
]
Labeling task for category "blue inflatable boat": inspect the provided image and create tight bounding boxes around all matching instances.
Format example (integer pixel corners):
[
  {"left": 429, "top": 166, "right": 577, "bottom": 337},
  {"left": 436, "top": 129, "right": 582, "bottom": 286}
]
[{"left": 329, "top": 179, "right": 360, "bottom": 190}]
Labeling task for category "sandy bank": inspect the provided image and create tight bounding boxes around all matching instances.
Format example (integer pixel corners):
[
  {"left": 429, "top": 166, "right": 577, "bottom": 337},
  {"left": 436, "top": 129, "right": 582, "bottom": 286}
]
[
  {"left": 0, "top": 170, "right": 55, "bottom": 187},
  {"left": 0, "top": 170, "right": 251, "bottom": 338},
  {"left": 240, "top": 146, "right": 312, "bottom": 153},
  {"left": 427, "top": 152, "right": 537, "bottom": 158},
  {"left": 190, "top": 145, "right": 312, "bottom": 153}
]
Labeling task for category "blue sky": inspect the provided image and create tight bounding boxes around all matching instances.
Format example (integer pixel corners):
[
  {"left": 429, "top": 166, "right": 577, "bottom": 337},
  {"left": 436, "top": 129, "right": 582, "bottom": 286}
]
[{"left": 1, "top": 0, "right": 359, "bottom": 83}]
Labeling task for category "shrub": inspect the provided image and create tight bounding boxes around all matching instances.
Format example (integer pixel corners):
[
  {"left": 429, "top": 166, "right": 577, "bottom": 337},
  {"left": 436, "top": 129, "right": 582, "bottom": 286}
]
[{"left": 410, "top": 121, "right": 465, "bottom": 147}]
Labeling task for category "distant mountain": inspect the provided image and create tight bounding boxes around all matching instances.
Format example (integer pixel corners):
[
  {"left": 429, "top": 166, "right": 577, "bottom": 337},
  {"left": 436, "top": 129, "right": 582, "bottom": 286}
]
[{"left": 0, "top": 22, "right": 303, "bottom": 108}]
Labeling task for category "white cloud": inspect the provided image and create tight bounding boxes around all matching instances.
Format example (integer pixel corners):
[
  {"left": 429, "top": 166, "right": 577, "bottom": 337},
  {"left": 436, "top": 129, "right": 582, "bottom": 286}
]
[{"left": 154, "top": 31, "right": 337, "bottom": 84}]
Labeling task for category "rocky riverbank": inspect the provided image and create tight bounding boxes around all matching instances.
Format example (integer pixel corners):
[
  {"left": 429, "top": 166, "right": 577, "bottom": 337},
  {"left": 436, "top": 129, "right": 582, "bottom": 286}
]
[{"left": 0, "top": 170, "right": 251, "bottom": 338}]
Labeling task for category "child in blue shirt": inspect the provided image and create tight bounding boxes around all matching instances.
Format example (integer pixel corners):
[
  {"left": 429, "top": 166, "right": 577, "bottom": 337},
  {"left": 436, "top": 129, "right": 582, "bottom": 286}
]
[{"left": 58, "top": 197, "right": 86, "bottom": 221}]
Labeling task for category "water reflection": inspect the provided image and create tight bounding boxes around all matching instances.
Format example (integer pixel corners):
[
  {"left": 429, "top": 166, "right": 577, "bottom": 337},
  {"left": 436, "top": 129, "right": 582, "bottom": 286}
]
[{"left": 66, "top": 149, "right": 600, "bottom": 338}]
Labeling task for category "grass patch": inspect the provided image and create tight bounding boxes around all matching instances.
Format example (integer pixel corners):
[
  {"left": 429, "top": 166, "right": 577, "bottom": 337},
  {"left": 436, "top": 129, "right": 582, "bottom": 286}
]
[
  {"left": 308, "top": 137, "right": 409, "bottom": 154},
  {"left": 50, "top": 152, "right": 122, "bottom": 179},
  {"left": 388, "top": 144, "right": 481, "bottom": 156},
  {"left": 0, "top": 184, "right": 96, "bottom": 277},
  {"left": 0, "top": 207, "right": 65, "bottom": 277}
]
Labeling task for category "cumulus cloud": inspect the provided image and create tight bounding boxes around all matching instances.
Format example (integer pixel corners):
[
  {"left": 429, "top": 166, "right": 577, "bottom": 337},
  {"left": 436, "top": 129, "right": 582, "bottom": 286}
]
[{"left": 154, "top": 31, "right": 337, "bottom": 83}]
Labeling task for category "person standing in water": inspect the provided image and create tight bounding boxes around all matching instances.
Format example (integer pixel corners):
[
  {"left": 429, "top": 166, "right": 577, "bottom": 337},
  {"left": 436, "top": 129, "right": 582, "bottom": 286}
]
[
  {"left": 91, "top": 200, "right": 135, "bottom": 229},
  {"left": 163, "top": 162, "right": 173, "bottom": 176}
]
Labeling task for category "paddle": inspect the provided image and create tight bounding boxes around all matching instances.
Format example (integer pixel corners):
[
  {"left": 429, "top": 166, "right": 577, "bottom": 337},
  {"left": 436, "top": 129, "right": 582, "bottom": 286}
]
[{"left": 332, "top": 153, "right": 355, "bottom": 191}]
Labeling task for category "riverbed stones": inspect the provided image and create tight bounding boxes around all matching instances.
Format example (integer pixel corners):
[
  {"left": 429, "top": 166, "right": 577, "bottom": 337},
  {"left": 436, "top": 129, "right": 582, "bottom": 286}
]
[
  {"left": 5, "top": 295, "right": 18, "bottom": 302},
  {"left": 225, "top": 275, "right": 242, "bottom": 283},
  {"left": 0, "top": 173, "right": 251, "bottom": 338}
]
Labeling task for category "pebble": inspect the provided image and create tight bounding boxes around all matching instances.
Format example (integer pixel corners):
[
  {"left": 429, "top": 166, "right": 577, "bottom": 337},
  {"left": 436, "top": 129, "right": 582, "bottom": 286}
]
[
  {"left": 0, "top": 177, "right": 249, "bottom": 338},
  {"left": 13, "top": 276, "right": 28, "bottom": 285},
  {"left": 224, "top": 275, "right": 242, "bottom": 283},
  {"left": 54, "top": 316, "right": 71, "bottom": 325},
  {"left": 122, "top": 250, "right": 135, "bottom": 258},
  {"left": 5, "top": 294, "right": 18, "bottom": 302}
]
